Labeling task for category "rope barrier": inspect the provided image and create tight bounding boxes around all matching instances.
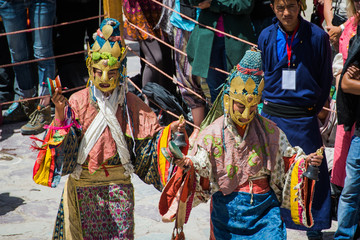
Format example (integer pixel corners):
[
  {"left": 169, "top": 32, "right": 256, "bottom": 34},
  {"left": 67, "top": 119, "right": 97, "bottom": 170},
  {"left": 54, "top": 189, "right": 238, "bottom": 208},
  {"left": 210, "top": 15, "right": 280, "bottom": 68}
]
[
  {"left": 0, "top": 50, "right": 86, "bottom": 69},
  {"left": 127, "top": 18, "right": 230, "bottom": 84},
  {"left": 127, "top": 20, "right": 186, "bottom": 57},
  {"left": 127, "top": 46, "right": 212, "bottom": 105},
  {"left": 151, "top": 0, "right": 258, "bottom": 48},
  {"left": 0, "top": 15, "right": 105, "bottom": 38},
  {"left": 0, "top": 85, "right": 86, "bottom": 106},
  {"left": 322, "top": 106, "right": 336, "bottom": 113},
  {"left": 0, "top": 11, "right": 334, "bottom": 119}
]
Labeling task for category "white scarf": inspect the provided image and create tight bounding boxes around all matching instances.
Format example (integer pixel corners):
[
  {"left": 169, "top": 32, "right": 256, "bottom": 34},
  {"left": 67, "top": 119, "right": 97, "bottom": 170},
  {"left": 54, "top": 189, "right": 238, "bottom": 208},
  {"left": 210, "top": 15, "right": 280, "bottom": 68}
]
[{"left": 75, "top": 86, "right": 133, "bottom": 176}]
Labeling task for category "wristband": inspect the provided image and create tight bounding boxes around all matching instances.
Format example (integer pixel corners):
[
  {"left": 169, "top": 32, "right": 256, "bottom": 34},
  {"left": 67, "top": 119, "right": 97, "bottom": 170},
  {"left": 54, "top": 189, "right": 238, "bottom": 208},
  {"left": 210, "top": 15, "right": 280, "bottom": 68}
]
[{"left": 340, "top": 24, "right": 345, "bottom": 32}]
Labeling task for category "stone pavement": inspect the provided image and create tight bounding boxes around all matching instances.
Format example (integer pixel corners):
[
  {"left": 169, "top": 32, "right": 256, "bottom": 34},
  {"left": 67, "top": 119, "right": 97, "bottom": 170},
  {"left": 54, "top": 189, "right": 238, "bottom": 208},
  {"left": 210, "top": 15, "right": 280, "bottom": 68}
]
[{"left": 0, "top": 40, "right": 338, "bottom": 239}]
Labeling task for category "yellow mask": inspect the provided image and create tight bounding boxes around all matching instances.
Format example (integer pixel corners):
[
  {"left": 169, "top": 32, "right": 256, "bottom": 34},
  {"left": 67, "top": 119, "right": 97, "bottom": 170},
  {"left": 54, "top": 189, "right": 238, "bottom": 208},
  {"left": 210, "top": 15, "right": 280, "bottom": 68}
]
[
  {"left": 224, "top": 76, "right": 264, "bottom": 126},
  {"left": 86, "top": 22, "right": 127, "bottom": 93},
  {"left": 88, "top": 58, "right": 126, "bottom": 93}
]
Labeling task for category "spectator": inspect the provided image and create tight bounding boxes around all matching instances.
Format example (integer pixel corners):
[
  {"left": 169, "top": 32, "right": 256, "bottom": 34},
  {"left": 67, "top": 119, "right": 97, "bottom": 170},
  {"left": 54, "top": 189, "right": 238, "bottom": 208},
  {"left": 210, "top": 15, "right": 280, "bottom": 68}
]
[
  {"left": 186, "top": 0, "right": 256, "bottom": 103},
  {"left": 330, "top": 0, "right": 357, "bottom": 190},
  {"left": 257, "top": 0, "right": 333, "bottom": 238},
  {"left": 334, "top": 15, "right": 360, "bottom": 239},
  {"left": 0, "top": 0, "right": 56, "bottom": 135},
  {"left": 0, "top": 21, "right": 15, "bottom": 105},
  {"left": 324, "top": 0, "right": 347, "bottom": 51},
  {"left": 251, "top": 0, "right": 276, "bottom": 39},
  {"left": 170, "top": 0, "right": 209, "bottom": 143},
  {"left": 53, "top": 0, "right": 99, "bottom": 96},
  {"left": 311, "top": 0, "right": 325, "bottom": 28},
  {"left": 122, "top": 0, "right": 175, "bottom": 95}
]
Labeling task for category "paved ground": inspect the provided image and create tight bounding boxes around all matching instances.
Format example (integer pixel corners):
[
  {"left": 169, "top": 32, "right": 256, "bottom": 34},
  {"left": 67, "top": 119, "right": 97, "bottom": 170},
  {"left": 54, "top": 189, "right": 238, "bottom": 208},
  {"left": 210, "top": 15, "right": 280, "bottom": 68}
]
[
  {"left": 0, "top": 120, "right": 339, "bottom": 240},
  {"left": 0, "top": 39, "right": 338, "bottom": 239}
]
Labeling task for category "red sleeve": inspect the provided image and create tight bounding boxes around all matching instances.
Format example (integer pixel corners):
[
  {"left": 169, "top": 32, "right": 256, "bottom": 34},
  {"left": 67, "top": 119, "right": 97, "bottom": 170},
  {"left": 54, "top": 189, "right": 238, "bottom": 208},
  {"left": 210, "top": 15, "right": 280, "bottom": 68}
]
[{"left": 283, "top": 154, "right": 297, "bottom": 172}]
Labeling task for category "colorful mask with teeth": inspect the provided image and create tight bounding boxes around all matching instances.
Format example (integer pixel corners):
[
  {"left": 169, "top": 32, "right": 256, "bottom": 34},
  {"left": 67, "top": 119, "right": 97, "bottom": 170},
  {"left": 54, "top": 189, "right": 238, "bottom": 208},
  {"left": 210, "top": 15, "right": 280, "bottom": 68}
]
[
  {"left": 86, "top": 18, "right": 127, "bottom": 93},
  {"left": 223, "top": 49, "right": 264, "bottom": 126}
]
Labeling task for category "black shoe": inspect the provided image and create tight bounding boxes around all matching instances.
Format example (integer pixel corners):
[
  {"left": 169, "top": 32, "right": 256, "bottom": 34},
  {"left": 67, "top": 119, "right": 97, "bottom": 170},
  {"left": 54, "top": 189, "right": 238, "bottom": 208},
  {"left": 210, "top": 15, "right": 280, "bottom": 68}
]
[
  {"left": 2, "top": 102, "right": 28, "bottom": 124},
  {"left": 307, "top": 230, "right": 323, "bottom": 240}
]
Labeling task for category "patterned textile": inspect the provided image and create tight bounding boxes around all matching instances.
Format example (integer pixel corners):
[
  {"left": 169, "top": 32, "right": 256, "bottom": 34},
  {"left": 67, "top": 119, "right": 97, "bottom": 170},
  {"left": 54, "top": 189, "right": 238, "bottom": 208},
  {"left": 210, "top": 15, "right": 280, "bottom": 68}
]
[
  {"left": 191, "top": 115, "right": 280, "bottom": 195},
  {"left": 46, "top": 86, "right": 166, "bottom": 239},
  {"left": 56, "top": 126, "right": 80, "bottom": 176},
  {"left": 78, "top": 184, "right": 134, "bottom": 239},
  {"left": 127, "top": 132, "right": 163, "bottom": 191},
  {"left": 185, "top": 114, "right": 315, "bottom": 236},
  {"left": 53, "top": 166, "right": 133, "bottom": 239},
  {"left": 173, "top": 27, "right": 209, "bottom": 109},
  {"left": 53, "top": 194, "right": 65, "bottom": 239},
  {"left": 33, "top": 123, "right": 80, "bottom": 188},
  {"left": 123, "top": 0, "right": 164, "bottom": 41}
]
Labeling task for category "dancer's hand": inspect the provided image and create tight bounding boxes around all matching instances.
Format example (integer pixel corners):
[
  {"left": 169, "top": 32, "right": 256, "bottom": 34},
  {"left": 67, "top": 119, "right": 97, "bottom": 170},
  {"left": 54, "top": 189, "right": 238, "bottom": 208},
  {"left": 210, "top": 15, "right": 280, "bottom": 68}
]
[
  {"left": 51, "top": 88, "right": 66, "bottom": 124},
  {"left": 306, "top": 147, "right": 324, "bottom": 166},
  {"left": 52, "top": 88, "right": 66, "bottom": 110},
  {"left": 174, "top": 157, "right": 191, "bottom": 169},
  {"left": 171, "top": 116, "right": 186, "bottom": 133}
]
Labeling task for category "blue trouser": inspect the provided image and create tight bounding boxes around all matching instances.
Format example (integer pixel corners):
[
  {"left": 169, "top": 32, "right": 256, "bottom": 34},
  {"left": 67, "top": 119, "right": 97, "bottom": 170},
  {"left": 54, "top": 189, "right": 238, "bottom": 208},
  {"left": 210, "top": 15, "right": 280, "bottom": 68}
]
[
  {"left": 334, "top": 136, "right": 360, "bottom": 239},
  {"left": 211, "top": 190, "right": 286, "bottom": 239},
  {"left": 0, "top": 0, "right": 56, "bottom": 98}
]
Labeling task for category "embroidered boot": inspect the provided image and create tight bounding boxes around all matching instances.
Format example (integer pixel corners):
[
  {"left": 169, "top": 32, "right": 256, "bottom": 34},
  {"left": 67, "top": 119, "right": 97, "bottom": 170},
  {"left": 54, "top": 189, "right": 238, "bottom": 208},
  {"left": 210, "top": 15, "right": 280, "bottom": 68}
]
[{"left": 21, "top": 105, "right": 51, "bottom": 135}]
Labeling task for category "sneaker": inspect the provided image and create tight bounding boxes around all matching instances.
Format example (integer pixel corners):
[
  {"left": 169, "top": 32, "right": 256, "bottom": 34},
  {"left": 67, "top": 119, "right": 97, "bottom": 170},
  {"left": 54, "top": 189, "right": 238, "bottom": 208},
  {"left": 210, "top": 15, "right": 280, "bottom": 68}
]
[
  {"left": 20, "top": 105, "right": 51, "bottom": 135},
  {"left": 2, "top": 102, "right": 28, "bottom": 124}
]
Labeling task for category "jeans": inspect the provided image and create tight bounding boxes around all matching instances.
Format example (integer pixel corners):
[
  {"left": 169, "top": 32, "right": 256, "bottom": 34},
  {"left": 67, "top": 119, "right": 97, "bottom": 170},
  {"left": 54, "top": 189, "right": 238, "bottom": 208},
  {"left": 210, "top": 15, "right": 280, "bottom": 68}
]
[
  {"left": 334, "top": 136, "right": 360, "bottom": 239},
  {"left": 0, "top": 0, "right": 56, "bottom": 98},
  {"left": 206, "top": 36, "right": 227, "bottom": 103}
]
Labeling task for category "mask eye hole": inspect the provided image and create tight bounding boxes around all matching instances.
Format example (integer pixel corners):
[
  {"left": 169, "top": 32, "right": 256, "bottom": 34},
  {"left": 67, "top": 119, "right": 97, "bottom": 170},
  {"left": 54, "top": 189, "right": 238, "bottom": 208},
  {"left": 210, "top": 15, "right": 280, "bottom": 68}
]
[
  {"left": 94, "top": 68, "right": 102, "bottom": 76},
  {"left": 108, "top": 69, "right": 118, "bottom": 79}
]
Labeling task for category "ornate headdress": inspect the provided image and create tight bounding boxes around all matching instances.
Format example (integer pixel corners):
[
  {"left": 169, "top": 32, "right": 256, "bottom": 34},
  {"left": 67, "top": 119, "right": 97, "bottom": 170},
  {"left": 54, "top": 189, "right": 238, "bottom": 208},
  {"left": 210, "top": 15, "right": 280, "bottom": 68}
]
[
  {"left": 223, "top": 48, "right": 264, "bottom": 126},
  {"left": 86, "top": 18, "right": 127, "bottom": 93}
]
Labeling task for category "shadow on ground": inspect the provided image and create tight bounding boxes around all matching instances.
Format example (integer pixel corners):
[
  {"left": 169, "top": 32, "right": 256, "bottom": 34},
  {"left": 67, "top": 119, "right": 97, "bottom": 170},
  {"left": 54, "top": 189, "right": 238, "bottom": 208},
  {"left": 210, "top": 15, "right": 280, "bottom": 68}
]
[
  {"left": 0, "top": 121, "right": 26, "bottom": 141},
  {"left": 0, "top": 192, "right": 25, "bottom": 216}
]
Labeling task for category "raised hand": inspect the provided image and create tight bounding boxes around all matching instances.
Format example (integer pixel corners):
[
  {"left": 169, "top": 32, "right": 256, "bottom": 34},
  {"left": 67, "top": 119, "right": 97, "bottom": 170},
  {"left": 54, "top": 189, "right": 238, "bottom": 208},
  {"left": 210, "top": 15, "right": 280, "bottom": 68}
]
[{"left": 51, "top": 88, "right": 67, "bottom": 125}]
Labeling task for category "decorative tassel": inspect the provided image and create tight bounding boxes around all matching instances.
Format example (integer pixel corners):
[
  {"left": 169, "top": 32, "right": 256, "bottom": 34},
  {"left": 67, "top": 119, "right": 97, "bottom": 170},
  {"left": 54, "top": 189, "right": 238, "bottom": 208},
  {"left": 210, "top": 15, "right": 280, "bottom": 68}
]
[
  {"left": 30, "top": 142, "right": 46, "bottom": 151},
  {"left": 30, "top": 136, "right": 47, "bottom": 151},
  {"left": 30, "top": 136, "right": 45, "bottom": 143}
]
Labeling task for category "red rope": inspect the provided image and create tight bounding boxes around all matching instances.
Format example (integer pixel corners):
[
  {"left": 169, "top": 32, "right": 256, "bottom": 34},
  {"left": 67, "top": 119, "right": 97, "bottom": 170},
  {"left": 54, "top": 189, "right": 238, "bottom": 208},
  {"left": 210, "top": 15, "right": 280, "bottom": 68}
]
[
  {"left": 0, "top": 50, "right": 86, "bottom": 69},
  {"left": 127, "top": 20, "right": 231, "bottom": 76},
  {"left": 0, "top": 85, "right": 85, "bottom": 106},
  {"left": 0, "top": 15, "right": 105, "bottom": 38},
  {"left": 127, "top": 46, "right": 211, "bottom": 105},
  {"left": 151, "top": 0, "right": 257, "bottom": 48}
]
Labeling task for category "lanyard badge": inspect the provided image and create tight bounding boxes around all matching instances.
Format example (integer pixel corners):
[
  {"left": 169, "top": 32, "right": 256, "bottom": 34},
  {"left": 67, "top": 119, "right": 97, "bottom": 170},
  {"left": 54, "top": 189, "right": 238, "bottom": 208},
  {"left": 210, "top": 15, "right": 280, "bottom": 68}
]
[{"left": 282, "top": 24, "right": 299, "bottom": 91}]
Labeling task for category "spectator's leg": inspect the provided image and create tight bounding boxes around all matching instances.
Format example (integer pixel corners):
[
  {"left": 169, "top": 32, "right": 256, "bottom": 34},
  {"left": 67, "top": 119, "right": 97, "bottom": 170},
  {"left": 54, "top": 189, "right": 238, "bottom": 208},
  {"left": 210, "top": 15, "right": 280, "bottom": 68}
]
[
  {"left": 30, "top": 0, "right": 56, "bottom": 105},
  {"left": 0, "top": 0, "right": 36, "bottom": 98},
  {"left": 334, "top": 136, "right": 360, "bottom": 239}
]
